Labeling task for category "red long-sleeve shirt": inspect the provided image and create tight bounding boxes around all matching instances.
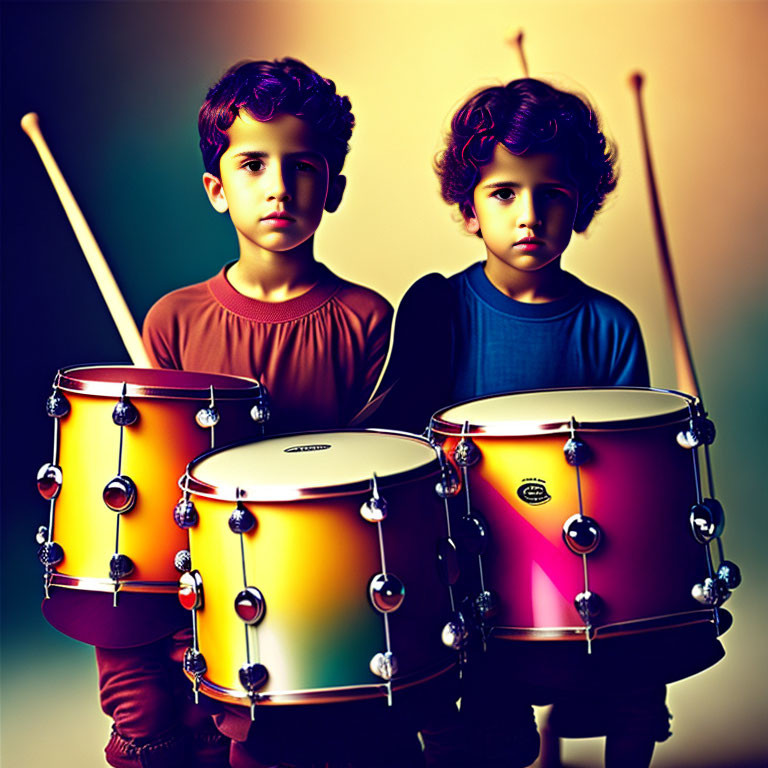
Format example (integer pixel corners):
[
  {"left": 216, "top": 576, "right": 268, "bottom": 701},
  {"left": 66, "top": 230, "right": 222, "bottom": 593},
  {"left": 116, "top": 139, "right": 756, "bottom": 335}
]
[{"left": 142, "top": 264, "right": 393, "bottom": 434}]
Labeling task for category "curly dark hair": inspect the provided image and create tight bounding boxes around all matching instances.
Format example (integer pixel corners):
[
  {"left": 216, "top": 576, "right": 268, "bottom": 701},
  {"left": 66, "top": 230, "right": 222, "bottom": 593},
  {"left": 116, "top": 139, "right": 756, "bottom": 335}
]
[
  {"left": 436, "top": 78, "right": 617, "bottom": 233},
  {"left": 198, "top": 58, "right": 354, "bottom": 177}
]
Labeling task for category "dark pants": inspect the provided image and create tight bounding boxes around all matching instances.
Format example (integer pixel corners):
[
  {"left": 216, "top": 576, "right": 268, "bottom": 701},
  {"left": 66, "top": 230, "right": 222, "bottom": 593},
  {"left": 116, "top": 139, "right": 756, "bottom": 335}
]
[
  {"left": 96, "top": 631, "right": 229, "bottom": 768},
  {"left": 214, "top": 673, "right": 472, "bottom": 768},
  {"left": 458, "top": 621, "right": 728, "bottom": 768}
]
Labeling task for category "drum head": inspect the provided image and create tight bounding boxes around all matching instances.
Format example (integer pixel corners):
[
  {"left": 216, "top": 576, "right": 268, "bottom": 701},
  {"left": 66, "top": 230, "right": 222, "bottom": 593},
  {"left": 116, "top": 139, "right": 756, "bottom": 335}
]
[
  {"left": 186, "top": 430, "right": 440, "bottom": 501},
  {"left": 57, "top": 365, "right": 262, "bottom": 399},
  {"left": 433, "top": 388, "right": 694, "bottom": 436}
]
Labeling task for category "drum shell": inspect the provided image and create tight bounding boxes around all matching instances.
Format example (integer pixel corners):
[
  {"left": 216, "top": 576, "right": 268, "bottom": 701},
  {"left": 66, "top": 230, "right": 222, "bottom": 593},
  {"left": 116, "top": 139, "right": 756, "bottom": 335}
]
[
  {"left": 436, "top": 394, "right": 712, "bottom": 639},
  {"left": 188, "top": 460, "right": 455, "bottom": 705},
  {"left": 53, "top": 391, "right": 256, "bottom": 585},
  {"left": 40, "top": 366, "right": 265, "bottom": 647}
]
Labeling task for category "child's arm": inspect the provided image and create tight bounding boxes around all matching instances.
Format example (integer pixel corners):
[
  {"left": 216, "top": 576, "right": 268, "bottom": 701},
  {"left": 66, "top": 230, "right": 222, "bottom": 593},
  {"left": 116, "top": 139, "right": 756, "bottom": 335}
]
[
  {"left": 609, "top": 314, "right": 650, "bottom": 387},
  {"left": 361, "top": 274, "right": 456, "bottom": 433},
  {"left": 141, "top": 296, "right": 183, "bottom": 370}
]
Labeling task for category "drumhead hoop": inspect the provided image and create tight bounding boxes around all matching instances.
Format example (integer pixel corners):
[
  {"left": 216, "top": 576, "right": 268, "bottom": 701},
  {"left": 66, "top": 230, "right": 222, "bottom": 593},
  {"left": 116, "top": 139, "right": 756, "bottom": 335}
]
[
  {"left": 431, "top": 387, "right": 698, "bottom": 437},
  {"left": 183, "top": 429, "right": 441, "bottom": 501},
  {"left": 55, "top": 365, "right": 264, "bottom": 400}
]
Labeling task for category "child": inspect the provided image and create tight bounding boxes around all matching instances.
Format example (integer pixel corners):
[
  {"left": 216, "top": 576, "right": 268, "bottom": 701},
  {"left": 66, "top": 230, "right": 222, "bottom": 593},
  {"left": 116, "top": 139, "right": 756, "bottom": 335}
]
[
  {"left": 367, "top": 78, "right": 726, "bottom": 767},
  {"left": 143, "top": 58, "right": 392, "bottom": 435},
  {"left": 96, "top": 59, "right": 397, "bottom": 768}
]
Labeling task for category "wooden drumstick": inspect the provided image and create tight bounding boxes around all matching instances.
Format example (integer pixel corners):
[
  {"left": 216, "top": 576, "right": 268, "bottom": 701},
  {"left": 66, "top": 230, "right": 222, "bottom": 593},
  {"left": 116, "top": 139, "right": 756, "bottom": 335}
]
[
  {"left": 629, "top": 74, "right": 701, "bottom": 399},
  {"left": 20, "top": 112, "right": 152, "bottom": 368},
  {"left": 505, "top": 29, "right": 530, "bottom": 77}
]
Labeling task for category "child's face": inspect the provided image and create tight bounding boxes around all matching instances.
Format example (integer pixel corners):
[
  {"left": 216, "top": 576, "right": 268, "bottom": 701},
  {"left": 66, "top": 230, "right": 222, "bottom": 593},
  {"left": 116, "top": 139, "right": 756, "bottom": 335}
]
[
  {"left": 203, "top": 112, "right": 344, "bottom": 257},
  {"left": 464, "top": 146, "right": 579, "bottom": 275}
]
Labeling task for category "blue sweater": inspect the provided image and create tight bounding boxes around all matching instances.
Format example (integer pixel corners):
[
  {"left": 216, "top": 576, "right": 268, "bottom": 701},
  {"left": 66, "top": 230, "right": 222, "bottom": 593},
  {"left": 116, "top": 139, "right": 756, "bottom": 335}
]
[{"left": 449, "top": 262, "right": 649, "bottom": 403}]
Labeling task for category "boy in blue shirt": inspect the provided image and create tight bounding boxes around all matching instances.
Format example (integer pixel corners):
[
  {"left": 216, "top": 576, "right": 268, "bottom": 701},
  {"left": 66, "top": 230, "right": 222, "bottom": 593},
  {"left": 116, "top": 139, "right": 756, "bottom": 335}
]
[{"left": 368, "top": 78, "right": 725, "bottom": 767}]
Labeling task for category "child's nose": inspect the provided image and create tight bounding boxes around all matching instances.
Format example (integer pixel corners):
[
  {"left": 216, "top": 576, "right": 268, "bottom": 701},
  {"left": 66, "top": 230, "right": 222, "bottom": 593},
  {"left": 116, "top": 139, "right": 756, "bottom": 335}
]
[
  {"left": 517, "top": 191, "right": 541, "bottom": 228},
  {"left": 266, "top": 166, "right": 291, "bottom": 202}
]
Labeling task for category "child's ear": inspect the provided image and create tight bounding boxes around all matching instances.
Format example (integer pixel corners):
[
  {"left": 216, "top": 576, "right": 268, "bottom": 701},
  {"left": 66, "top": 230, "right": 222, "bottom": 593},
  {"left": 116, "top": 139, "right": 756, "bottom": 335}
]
[
  {"left": 324, "top": 174, "right": 346, "bottom": 213},
  {"left": 202, "top": 173, "right": 229, "bottom": 213},
  {"left": 462, "top": 204, "right": 481, "bottom": 235}
]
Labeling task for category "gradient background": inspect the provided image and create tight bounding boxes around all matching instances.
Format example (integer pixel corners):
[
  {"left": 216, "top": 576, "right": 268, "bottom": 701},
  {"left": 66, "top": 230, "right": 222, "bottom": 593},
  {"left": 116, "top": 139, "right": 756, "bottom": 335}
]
[{"left": 2, "top": 1, "right": 766, "bottom": 765}]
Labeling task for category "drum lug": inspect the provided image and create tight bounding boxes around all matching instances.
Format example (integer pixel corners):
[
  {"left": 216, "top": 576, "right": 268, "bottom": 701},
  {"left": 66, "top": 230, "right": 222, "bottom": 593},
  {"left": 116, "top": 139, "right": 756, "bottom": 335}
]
[
  {"left": 369, "top": 651, "right": 398, "bottom": 680},
  {"left": 453, "top": 436, "right": 480, "bottom": 467},
  {"left": 249, "top": 383, "right": 271, "bottom": 425},
  {"left": 360, "top": 476, "right": 388, "bottom": 523},
  {"left": 179, "top": 570, "right": 204, "bottom": 611},
  {"left": 109, "top": 553, "right": 135, "bottom": 581},
  {"left": 456, "top": 512, "right": 490, "bottom": 556},
  {"left": 229, "top": 502, "right": 256, "bottom": 534},
  {"left": 441, "top": 611, "right": 470, "bottom": 650},
  {"left": 45, "top": 387, "right": 70, "bottom": 418},
  {"left": 717, "top": 560, "right": 742, "bottom": 589},
  {"left": 36, "top": 462, "right": 62, "bottom": 501},
  {"left": 239, "top": 663, "right": 269, "bottom": 693},
  {"left": 436, "top": 538, "right": 460, "bottom": 586},
  {"left": 692, "top": 577, "right": 723, "bottom": 606},
  {"left": 103, "top": 475, "right": 137, "bottom": 514},
  {"left": 562, "top": 514, "right": 602, "bottom": 555},
  {"left": 474, "top": 589, "right": 500, "bottom": 624},
  {"left": 35, "top": 525, "right": 48, "bottom": 545},
  {"left": 173, "top": 549, "right": 192, "bottom": 573},
  {"left": 195, "top": 406, "right": 220, "bottom": 428},
  {"left": 689, "top": 499, "right": 725, "bottom": 544},
  {"left": 435, "top": 463, "right": 460, "bottom": 498},
  {"left": 37, "top": 540, "right": 64, "bottom": 567},
  {"left": 184, "top": 647, "right": 208, "bottom": 675},
  {"left": 249, "top": 384, "right": 271, "bottom": 425},
  {"left": 112, "top": 389, "right": 139, "bottom": 427},
  {"left": 234, "top": 587, "right": 266, "bottom": 625},
  {"left": 677, "top": 416, "right": 716, "bottom": 449},
  {"left": 368, "top": 573, "right": 405, "bottom": 613},
  {"left": 574, "top": 590, "right": 603, "bottom": 623},
  {"left": 173, "top": 497, "right": 199, "bottom": 529},
  {"left": 563, "top": 437, "right": 591, "bottom": 466}
]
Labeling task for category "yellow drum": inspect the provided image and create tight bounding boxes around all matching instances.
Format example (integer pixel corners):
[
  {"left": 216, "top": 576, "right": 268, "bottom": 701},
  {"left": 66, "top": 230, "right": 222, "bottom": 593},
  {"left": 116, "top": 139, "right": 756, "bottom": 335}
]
[
  {"left": 179, "top": 430, "right": 458, "bottom": 708},
  {"left": 36, "top": 365, "right": 269, "bottom": 646}
]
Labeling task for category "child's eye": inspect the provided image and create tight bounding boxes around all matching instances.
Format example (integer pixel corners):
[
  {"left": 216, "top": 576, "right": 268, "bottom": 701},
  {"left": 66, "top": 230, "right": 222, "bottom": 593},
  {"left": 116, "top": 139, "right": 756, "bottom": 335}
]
[
  {"left": 295, "top": 160, "right": 318, "bottom": 173},
  {"left": 243, "top": 159, "right": 265, "bottom": 173},
  {"left": 491, "top": 188, "right": 515, "bottom": 201}
]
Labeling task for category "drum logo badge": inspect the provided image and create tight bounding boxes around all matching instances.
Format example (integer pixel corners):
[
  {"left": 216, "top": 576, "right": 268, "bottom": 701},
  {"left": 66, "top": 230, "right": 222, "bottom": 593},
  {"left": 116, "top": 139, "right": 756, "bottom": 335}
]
[
  {"left": 284, "top": 444, "right": 332, "bottom": 453},
  {"left": 516, "top": 478, "right": 551, "bottom": 506}
]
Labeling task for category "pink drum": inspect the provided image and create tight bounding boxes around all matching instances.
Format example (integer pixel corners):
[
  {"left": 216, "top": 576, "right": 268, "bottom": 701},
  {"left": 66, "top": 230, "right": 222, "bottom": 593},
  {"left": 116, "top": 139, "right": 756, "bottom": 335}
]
[{"left": 430, "top": 388, "right": 724, "bottom": 644}]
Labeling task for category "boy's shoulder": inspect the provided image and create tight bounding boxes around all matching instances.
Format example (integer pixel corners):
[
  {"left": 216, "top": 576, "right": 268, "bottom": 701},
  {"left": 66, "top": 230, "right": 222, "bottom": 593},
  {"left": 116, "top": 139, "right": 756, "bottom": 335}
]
[
  {"left": 144, "top": 274, "right": 215, "bottom": 322},
  {"left": 572, "top": 276, "right": 642, "bottom": 324},
  {"left": 333, "top": 272, "right": 394, "bottom": 322}
]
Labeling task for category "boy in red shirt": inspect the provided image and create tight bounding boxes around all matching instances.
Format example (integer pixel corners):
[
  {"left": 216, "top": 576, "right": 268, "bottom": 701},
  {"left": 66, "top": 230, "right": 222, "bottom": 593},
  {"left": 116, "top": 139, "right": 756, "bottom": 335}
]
[
  {"left": 97, "top": 59, "right": 395, "bottom": 768},
  {"left": 143, "top": 58, "right": 392, "bottom": 434}
]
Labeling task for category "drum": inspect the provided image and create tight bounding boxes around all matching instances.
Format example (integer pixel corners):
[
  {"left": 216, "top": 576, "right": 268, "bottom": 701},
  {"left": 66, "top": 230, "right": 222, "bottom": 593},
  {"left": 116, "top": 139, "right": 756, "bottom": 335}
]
[
  {"left": 179, "top": 430, "right": 458, "bottom": 708},
  {"left": 36, "top": 365, "right": 269, "bottom": 646},
  {"left": 430, "top": 387, "right": 720, "bottom": 644}
]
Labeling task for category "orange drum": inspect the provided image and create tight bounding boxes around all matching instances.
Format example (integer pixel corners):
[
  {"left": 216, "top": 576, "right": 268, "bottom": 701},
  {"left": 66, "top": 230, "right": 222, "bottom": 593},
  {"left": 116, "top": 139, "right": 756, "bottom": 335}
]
[
  {"left": 430, "top": 388, "right": 724, "bottom": 645},
  {"left": 178, "top": 430, "right": 458, "bottom": 708},
  {"left": 36, "top": 365, "right": 269, "bottom": 646}
]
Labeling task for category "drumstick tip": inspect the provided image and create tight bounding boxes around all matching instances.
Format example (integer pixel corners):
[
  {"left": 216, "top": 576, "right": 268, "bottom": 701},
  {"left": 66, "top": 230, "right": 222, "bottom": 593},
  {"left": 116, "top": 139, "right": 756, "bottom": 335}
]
[
  {"left": 504, "top": 27, "right": 524, "bottom": 47},
  {"left": 20, "top": 112, "right": 40, "bottom": 135},
  {"left": 629, "top": 72, "right": 644, "bottom": 92}
]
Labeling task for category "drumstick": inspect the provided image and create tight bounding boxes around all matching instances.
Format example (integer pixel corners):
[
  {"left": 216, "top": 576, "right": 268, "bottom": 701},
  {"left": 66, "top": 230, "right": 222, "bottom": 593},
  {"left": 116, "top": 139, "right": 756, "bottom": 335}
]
[
  {"left": 20, "top": 112, "right": 152, "bottom": 368},
  {"left": 629, "top": 74, "right": 701, "bottom": 399},
  {"left": 505, "top": 29, "right": 530, "bottom": 77}
]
